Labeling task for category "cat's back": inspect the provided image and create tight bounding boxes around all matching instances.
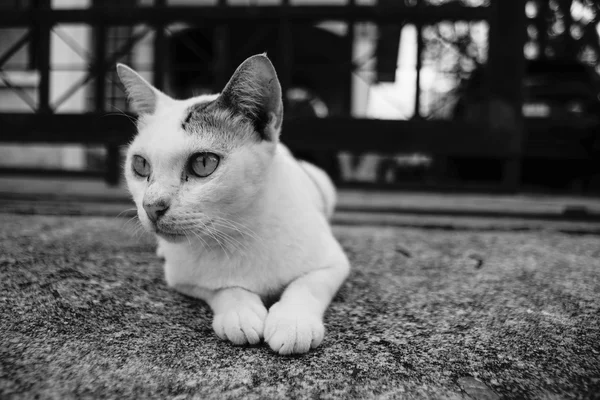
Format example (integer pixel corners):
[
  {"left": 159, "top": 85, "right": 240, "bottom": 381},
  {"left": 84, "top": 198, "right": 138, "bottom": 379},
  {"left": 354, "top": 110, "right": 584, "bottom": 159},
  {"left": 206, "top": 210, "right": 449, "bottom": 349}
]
[{"left": 276, "top": 144, "right": 337, "bottom": 220}]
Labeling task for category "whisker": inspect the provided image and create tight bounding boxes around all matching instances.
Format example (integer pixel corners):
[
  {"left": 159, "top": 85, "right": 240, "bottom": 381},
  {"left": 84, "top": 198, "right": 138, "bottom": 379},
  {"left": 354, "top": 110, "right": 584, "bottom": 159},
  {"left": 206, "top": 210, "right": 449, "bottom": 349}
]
[
  {"left": 106, "top": 105, "right": 137, "bottom": 128},
  {"left": 194, "top": 219, "right": 230, "bottom": 259},
  {"left": 209, "top": 225, "right": 247, "bottom": 254},
  {"left": 208, "top": 220, "right": 251, "bottom": 253},
  {"left": 115, "top": 207, "right": 137, "bottom": 219},
  {"left": 211, "top": 213, "right": 262, "bottom": 238},
  {"left": 121, "top": 215, "right": 141, "bottom": 234},
  {"left": 182, "top": 227, "right": 193, "bottom": 248},
  {"left": 208, "top": 227, "right": 231, "bottom": 259},
  {"left": 210, "top": 216, "right": 264, "bottom": 248},
  {"left": 188, "top": 229, "right": 209, "bottom": 252},
  {"left": 174, "top": 211, "right": 265, "bottom": 258}
]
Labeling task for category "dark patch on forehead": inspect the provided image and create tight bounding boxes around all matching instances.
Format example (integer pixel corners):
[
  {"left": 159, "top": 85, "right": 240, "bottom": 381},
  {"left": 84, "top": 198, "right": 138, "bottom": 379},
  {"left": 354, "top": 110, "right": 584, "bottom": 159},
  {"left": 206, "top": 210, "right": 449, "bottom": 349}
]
[
  {"left": 181, "top": 100, "right": 216, "bottom": 131},
  {"left": 181, "top": 97, "right": 265, "bottom": 141}
]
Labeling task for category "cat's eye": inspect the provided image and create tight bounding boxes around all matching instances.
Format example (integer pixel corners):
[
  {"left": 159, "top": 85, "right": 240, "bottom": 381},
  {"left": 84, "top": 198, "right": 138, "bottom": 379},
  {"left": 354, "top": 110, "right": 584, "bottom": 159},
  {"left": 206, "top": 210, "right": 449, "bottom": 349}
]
[
  {"left": 132, "top": 155, "right": 151, "bottom": 178},
  {"left": 189, "top": 152, "right": 220, "bottom": 178}
]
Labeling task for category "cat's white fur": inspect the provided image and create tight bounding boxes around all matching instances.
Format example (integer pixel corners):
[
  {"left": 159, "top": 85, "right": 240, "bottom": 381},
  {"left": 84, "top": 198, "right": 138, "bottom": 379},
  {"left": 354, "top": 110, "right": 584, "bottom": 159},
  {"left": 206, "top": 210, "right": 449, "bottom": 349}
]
[{"left": 117, "top": 54, "right": 349, "bottom": 355}]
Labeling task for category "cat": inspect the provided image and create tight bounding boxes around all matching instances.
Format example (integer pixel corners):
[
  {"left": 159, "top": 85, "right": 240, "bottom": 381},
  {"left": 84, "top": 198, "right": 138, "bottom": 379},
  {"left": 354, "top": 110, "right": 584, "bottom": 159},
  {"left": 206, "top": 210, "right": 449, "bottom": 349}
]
[{"left": 117, "top": 54, "right": 350, "bottom": 355}]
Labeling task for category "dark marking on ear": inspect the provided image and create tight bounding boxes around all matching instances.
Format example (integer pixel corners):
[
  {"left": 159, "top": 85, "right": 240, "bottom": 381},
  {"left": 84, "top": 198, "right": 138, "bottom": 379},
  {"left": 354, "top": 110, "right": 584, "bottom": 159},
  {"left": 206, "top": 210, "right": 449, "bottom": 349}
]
[
  {"left": 252, "top": 110, "right": 270, "bottom": 140},
  {"left": 216, "top": 54, "right": 283, "bottom": 141},
  {"left": 216, "top": 93, "right": 270, "bottom": 140}
]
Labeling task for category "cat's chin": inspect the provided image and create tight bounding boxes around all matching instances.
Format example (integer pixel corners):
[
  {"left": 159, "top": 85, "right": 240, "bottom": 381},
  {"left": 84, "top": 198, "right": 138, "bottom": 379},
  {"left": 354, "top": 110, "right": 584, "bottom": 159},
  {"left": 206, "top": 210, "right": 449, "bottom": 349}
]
[{"left": 154, "top": 230, "right": 187, "bottom": 243}]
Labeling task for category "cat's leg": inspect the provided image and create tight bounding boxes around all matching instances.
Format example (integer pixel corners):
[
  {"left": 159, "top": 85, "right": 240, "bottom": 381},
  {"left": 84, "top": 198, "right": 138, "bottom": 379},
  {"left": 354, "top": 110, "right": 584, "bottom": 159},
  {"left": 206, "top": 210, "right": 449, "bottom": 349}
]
[
  {"left": 206, "top": 287, "right": 268, "bottom": 346},
  {"left": 264, "top": 245, "right": 350, "bottom": 355}
]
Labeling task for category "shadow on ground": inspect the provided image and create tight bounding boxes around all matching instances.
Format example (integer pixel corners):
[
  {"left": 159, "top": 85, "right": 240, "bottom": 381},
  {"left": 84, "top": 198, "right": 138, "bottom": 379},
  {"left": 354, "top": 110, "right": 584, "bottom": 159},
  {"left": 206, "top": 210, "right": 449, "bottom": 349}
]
[{"left": 1, "top": 214, "right": 599, "bottom": 399}]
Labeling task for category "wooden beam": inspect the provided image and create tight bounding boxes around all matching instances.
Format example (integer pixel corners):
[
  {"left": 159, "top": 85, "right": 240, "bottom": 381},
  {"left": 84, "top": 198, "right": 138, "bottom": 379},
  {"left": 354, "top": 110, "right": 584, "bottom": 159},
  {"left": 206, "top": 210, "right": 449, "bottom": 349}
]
[
  {"left": 0, "top": 5, "right": 490, "bottom": 27},
  {"left": 3, "top": 114, "right": 590, "bottom": 160},
  {"left": 0, "top": 114, "right": 518, "bottom": 157},
  {"left": 0, "top": 113, "right": 137, "bottom": 144},
  {"left": 0, "top": 167, "right": 104, "bottom": 179}
]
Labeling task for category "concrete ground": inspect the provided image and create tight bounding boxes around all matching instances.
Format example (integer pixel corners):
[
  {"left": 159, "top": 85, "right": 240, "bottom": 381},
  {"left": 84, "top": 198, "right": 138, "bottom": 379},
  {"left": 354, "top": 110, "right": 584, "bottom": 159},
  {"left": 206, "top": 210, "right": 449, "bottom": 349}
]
[{"left": 0, "top": 179, "right": 599, "bottom": 399}]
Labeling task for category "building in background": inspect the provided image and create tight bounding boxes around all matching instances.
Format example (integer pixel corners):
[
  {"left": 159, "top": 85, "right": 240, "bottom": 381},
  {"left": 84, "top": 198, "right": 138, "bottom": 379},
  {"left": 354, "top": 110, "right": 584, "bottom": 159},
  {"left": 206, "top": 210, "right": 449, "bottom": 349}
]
[
  {"left": 0, "top": 0, "right": 488, "bottom": 177},
  {"left": 1, "top": 0, "right": 598, "bottom": 191}
]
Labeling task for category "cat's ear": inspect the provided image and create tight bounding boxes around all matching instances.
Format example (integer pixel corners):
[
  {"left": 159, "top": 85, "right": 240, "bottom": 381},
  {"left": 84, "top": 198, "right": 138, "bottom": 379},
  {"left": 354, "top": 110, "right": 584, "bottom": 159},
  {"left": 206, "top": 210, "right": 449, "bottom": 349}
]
[
  {"left": 220, "top": 54, "right": 283, "bottom": 141},
  {"left": 116, "top": 63, "right": 172, "bottom": 115}
]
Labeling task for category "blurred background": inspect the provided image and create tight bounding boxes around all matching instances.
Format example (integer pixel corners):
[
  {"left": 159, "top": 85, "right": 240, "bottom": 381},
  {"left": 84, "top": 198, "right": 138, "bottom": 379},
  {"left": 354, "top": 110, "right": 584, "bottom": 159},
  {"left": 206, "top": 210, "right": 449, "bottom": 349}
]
[{"left": 0, "top": 0, "right": 599, "bottom": 196}]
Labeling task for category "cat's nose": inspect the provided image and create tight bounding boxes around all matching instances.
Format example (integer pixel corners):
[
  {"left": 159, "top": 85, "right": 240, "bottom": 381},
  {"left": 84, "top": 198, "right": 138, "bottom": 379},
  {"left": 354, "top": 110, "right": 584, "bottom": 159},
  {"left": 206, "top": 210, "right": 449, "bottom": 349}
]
[{"left": 143, "top": 201, "right": 169, "bottom": 223}]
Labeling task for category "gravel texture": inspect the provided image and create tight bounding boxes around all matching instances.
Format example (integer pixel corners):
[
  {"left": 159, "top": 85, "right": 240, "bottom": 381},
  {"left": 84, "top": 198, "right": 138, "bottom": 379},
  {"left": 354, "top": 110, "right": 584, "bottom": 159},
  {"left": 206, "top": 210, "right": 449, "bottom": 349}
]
[{"left": 1, "top": 214, "right": 599, "bottom": 399}]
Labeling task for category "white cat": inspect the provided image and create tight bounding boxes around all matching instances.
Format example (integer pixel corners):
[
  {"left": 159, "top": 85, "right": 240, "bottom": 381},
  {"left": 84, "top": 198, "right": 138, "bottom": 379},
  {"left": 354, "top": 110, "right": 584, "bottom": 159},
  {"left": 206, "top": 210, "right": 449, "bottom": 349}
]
[{"left": 117, "top": 54, "right": 349, "bottom": 355}]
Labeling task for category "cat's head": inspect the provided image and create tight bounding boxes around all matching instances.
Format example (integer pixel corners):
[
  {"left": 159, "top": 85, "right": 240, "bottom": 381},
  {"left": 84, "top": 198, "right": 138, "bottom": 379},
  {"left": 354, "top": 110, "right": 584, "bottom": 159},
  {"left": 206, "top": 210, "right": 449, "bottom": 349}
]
[{"left": 117, "top": 54, "right": 283, "bottom": 243}]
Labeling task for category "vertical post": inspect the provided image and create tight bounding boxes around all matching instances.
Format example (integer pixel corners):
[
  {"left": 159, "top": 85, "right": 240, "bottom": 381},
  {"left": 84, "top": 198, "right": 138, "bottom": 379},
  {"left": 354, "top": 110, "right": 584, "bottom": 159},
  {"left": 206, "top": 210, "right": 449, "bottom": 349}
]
[
  {"left": 559, "top": 0, "right": 576, "bottom": 59},
  {"left": 534, "top": 0, "right": 549, "bottom": 57},
  {"left": 153, "top": 0, "right": 167, "bottom": 91},
  {"left": 343, "top": 20, "right": 354, "bottom": 116},
  {"left": 93, "top": 3, "right": 106, "bottom": 114},
  {"left": 339, "top": 0, "right": 356, "bottom": 116},
  {"left": 279, "top": 0, "right": 292, "bottom": 112},
  {"left": 213, "top": 0, "right": 229, "bottom": 90},
  {"left": 415, "top": 20, "right": 444, "bottom": 185},
  {"left": 93, "top": 0, "right": 119, "bottom": 185},
  {"left": 37, "top": 0, "right": 51, "bottom": 114},
  {"left": 331, "top": 0, "right": 355, "bottom": 182},
  {"left": 105, "top": 144, "right": 120, "bottom": 186},
  {"left": 487, "top": 0, "right": 526, "bottom": 192},
  {"left": 213, "top": 25, "right": 230, "bottom": 91},
  {"left": 375, "top": 0, "right": 402, "bottom": 83},
  {"left": 414, "top": 23, "right": 423, "bottom": 119}
]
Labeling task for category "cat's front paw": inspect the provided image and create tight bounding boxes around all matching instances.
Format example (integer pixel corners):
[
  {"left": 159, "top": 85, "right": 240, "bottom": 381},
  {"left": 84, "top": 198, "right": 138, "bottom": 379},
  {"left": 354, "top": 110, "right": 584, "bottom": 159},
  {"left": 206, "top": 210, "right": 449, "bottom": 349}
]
[
  {"left": 264, "top": 302, "right": 325, "bottom": 355},
  {"left": 212, "top": 302, "right": 267, "bottom": 346}
]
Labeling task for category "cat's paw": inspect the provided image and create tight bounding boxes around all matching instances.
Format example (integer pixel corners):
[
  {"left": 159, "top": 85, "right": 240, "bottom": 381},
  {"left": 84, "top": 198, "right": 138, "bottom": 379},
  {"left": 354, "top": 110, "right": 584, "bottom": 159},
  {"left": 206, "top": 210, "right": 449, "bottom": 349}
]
[
  {"left": 212, "top": 302, "right": 267, "bottom": 346},
  {"left": 264, "top": 302, "right": 325, "bottom": 355}
]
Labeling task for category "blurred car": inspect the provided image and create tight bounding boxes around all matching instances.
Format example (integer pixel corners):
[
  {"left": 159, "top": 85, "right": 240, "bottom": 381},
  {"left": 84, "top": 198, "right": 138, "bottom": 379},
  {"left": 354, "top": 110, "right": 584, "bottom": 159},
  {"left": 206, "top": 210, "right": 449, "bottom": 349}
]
[
  {"left": 522, "top": 59, "right": 600, "bottom": 191},
  {"left": 453, "top": 59, "right": 600, "bottom": 191},
  {"left": 522, "top": 59, "right": 600, "bottom": 121}
]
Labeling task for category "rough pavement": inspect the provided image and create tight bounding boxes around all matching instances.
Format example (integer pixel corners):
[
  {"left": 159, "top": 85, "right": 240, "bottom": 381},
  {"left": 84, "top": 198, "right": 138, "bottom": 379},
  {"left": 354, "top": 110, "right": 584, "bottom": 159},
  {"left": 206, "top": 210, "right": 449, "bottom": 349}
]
[{"left": 1, "top": 214, "right": 599, "bottom": 399}]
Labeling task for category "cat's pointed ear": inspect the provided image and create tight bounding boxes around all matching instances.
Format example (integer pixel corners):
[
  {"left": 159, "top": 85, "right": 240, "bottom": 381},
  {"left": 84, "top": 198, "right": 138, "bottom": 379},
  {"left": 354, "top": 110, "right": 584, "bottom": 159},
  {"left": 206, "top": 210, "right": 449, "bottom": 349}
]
[
  {"left": 116, "top": 63, "right": 172, "bottom": 115},
  {"left": 220, "top": 54, "right": 283, "bottom": 141}
]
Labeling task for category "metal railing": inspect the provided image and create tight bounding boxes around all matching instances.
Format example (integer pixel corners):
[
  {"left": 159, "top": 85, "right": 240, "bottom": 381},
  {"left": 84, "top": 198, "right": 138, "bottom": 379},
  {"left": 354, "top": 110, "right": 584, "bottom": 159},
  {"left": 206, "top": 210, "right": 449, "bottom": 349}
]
[{"left": 0, "top": 1, "right": 563, "bottom": 192}]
